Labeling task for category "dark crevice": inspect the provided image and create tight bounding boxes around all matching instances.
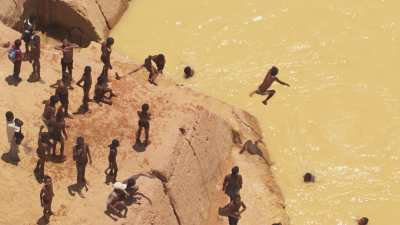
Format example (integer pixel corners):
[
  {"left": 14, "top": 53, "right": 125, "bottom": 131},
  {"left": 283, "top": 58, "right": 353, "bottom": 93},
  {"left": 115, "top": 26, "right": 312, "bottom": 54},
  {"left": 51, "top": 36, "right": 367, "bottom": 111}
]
[
  {"left": 150, "top": 170, "right": 182, "bottom": 225},
  {"left": 94, "top": 0, "right": 111, "bottom": 29},
  {"left": 232, "top": 110, "right": 262, "bottom": 139}
]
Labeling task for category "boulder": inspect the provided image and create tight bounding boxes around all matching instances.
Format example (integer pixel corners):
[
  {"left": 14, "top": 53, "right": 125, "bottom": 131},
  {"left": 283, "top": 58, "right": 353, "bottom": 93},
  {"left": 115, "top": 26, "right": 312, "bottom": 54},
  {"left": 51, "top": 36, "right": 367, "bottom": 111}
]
[{"left": 96, "top": 0, "right": 129, "bottom": 29}]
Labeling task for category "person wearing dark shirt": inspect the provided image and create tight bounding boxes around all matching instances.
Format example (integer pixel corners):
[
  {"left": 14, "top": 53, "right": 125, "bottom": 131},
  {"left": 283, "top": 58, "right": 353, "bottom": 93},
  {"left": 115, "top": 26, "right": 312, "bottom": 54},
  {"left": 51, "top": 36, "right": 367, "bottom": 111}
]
[
  {"left": 136, "top": 103, "right": 151, "bottom": 146},
  {"left": 105, "top": 139, "right": 120, "bottom": 183},
  {"left": 12, "top": 39, "right": 23, "bottom": 81},
  {"left": 223, "top": 166, "right": 243, "bottom": 200}
]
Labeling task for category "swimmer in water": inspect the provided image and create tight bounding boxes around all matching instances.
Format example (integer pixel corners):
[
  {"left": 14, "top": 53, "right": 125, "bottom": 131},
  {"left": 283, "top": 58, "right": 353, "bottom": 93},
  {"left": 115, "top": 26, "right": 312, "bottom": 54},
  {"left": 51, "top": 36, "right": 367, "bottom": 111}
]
[
  {"left": 184, "top": 66, "right": 194, "bottom": 79},
  {"left": 358, "top": 217, "right": 369, "bottom": 225},
  {"left": 249, "top": 66, "right": 290, "bottom": 105}
]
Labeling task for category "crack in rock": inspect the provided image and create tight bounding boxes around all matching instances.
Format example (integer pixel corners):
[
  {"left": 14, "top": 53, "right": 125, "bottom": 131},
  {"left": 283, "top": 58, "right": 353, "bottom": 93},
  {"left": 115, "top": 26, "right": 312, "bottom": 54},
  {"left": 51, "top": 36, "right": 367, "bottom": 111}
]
[
  {"left": 232, "top": 110, "right": 262, "bottom": 139},
  {"left": 94, "top": 0, "right": 111, "bottom": 29},
  {"left": 150, "top": 170, "right": 182, "bottom": 225}
]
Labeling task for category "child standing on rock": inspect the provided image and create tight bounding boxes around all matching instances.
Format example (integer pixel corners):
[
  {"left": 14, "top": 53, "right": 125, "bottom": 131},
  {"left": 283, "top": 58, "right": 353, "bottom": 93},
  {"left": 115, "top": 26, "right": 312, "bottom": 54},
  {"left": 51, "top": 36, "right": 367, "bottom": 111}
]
[{"left": 136, "top": 103, "right": 151, "bottom": 146}]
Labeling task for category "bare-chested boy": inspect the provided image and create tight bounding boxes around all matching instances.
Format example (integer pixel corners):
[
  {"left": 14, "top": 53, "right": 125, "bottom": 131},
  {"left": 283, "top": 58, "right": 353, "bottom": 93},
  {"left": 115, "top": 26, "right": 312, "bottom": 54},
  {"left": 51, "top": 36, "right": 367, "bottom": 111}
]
[
  {"left": 94, "top": 75, "right": 116, "bottom": 105},
  {"left": 40, "top": 175, "right": 54, "bottom": 223},
  {"left": 55, "top": 80, "right": 71, "bottom": 117},
  {"left": 42, "top": 95, "right": 58, "bottom": 127},
  {"left": 76, "top": 66, "right": 92, "bottom": 112},
  {"left": 35, "top": 126, "right": 51, "bottom": 182},
  {"left": 223, "top": 166, "right": 243, "bottom": 201},
  {"left": 55, "top": 39, "right": 79, "bottom": 88},
  {"left": 105, "top": 139, "right": 119, "bottom": 183},
  {"left": 101, "top": 37, "right": 114, "bottom": 76},
  {"left": 29, "top": 34, "right": 41, "bottom": 82},
  {"left": 73, "top": 137, "right": 92, "bottom": 189},
  {"left": 136, "top": 103, "right": 151, "bottom": 146},
  {"left": 249, "top": 66, "right": 290, "bottom": 105},
  {"left": 49, "top": 107, "right": 68, "bottom": 158}
]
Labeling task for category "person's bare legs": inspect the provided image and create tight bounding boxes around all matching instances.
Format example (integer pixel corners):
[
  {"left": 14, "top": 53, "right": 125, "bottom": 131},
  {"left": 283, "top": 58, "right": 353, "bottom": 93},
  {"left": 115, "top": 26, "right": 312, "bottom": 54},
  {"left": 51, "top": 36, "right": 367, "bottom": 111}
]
[
  {"left": 60, "top": 138, "right": 65, "bottom": 158},
  {"left": 136, "top": 126, "right": 143, "bottom": 143},
  {"left": 262, "top": 90, "right": 276, "bottom": 105},
  {"left": 144, "top": 126, "right": 149, "bottom": 145}
]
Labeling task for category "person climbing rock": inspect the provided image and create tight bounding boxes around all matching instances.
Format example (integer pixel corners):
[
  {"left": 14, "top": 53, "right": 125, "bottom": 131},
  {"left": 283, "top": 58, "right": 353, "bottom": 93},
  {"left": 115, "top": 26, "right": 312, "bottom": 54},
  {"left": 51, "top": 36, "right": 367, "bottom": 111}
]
[
  {"left": 136, "top": 103, "right": 151, "bottom": 146},
  {"left": 223, "top": 166, "right": 243, "bottom": 200},
  {"left": 249, "top": 66, "right": 290, "bottom": 105}
]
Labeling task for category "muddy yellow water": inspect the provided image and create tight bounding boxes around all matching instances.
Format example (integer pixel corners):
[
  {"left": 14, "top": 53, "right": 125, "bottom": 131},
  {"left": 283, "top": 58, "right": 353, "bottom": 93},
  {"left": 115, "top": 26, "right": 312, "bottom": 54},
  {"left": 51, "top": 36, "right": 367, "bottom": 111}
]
[{"left": 112, "top": 0, "right": 400, "bottom": 224}]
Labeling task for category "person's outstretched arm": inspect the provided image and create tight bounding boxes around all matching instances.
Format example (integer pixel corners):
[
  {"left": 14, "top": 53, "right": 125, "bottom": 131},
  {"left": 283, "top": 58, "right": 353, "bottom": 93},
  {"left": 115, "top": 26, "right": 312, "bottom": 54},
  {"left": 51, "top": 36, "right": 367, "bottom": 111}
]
[{"left": 275, "top": 77, "right": 290, "bottom": 87}]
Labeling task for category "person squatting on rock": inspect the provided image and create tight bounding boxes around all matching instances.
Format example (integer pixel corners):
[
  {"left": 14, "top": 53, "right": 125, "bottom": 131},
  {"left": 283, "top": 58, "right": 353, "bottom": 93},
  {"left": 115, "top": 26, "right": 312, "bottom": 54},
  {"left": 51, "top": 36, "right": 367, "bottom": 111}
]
[
  {"left": 223, "top": 166, "right": 243, "bottom": 200},
  {"left": 55, "top": 39, "right": 79, "bottom": 88},
  {"left": 40, "top": 175, "right": 54, "bottom": 223},
  {"left": 128, "top": 54, "right": 166, "bottom": 85},
  {"left": 249, "top": 66, "right": 290, "bottom": 105},
  {"left": 76, "top": 66, "right": 93, "bottom": 113},
  {"left": 94, "top": 73, "right": 117, "bottom": 105},
  {"left": 105, "top": 139, "right": 120, "bottom": 183},
  {"left": 136, "top": 103, "right": 151, "bottom": 146},
  {"left": 73, "top": 137, "right": 92, "bottom": 190}
]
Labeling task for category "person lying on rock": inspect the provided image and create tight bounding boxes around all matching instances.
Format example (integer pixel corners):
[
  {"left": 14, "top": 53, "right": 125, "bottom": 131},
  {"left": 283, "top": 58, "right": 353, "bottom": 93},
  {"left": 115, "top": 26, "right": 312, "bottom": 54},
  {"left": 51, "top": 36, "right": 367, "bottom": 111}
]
[
  {"left": 223, "top": 166, "right": 243, "bottom": 200},
  {"left": 101, "top": 37, "right": 114, "bottom": 76},
  {"left": 42, "top": 95, "right": 58, "bottom": 128},
  {"left": 76, "top": 66, "right": 93, "bottom": 113},
  {"left": 48, "top": 107, "right": 68, "bottom": 159},
  {"left": 54, "top": 80, "right": 72, "bottom": 118},
  {"left": 105, "top": 139, "right": 120, "bottom": 184},
  {"left": 40, "top": 175, "right": 54, "bottom": 223},
  {"left": 35, "top": 126, "right": 51, "bottom": 182},
  {"left": 249, "top": 66, "right": 290, "bottom": 106},
  {"left": 136, "top": 103, "right": 151, "bottom": 146},
  {"left": 106, "top": 187, "right": 128, "bottom": 219},
  {"left": 55, "top": 39, "right": 79, "bottom": 88},
  {"left": 218, "top": 194, "right": 247, "bottom": 225},
  {"left": 94, "top": 74, "right": 117, "bottom": 105},
  {"left": 29, "top": 34, "right": 41, "bottom": 82}
]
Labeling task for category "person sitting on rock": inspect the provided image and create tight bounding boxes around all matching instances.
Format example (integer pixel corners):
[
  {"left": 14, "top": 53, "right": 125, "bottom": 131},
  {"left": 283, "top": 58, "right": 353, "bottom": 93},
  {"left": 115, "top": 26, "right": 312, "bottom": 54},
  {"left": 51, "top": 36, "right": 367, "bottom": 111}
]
[
  {"left": 136, "top": 103, "right": 151, "bottom": 146},
  {"left": 94, "top": 74, "right": 117, "bottom": 105},
  {"left": 240, "top": 139, "right": 272, "bottom": 166},
  {"left": 106, "top": 187, "right": 128, "bottom": 218},
  {"left": 223, "top": 166, "right": 243, "bottom": 200}
]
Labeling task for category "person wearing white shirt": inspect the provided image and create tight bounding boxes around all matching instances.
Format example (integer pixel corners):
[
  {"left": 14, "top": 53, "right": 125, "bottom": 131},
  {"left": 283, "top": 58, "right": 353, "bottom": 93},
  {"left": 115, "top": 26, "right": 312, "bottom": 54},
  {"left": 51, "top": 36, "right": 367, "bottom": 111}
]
[{"left": 5, "top": 111, "right": 19, "bottom": 154}]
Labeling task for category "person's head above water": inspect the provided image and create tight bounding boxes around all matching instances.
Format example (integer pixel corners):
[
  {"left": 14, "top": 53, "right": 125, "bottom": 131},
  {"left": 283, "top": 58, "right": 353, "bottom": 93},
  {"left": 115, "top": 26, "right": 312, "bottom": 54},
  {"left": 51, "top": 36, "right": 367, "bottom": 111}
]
[
  {"left": 270, "top": 66, "right": 279, "bottom": 76},
  {"left": 231, "top": 166, "right": 239, "bottom": 176},
  {"left": 5, "top": 111, "right": 14, "bottom": 122},
  {"left": 358, "top": 217, "right": 369, "bottom": 225},
  {"left": 184, "top": 66, "right": 194, "bottom": 79},
  {"left": 303, "top": 172, "right": 315, "bottom": 183},
  {"left": 106, "top": 37, "right": 114, "bottom": 47},
  {"left": 141, "top": 103, "right": 149, "bottom": 112}
]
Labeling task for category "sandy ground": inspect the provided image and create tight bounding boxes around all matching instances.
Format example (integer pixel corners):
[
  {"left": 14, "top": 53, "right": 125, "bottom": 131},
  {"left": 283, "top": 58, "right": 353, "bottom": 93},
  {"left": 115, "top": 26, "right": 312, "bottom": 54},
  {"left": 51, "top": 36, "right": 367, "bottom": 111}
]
[{"left": 0, "top": 22, "right": 289, "bottom": 225}]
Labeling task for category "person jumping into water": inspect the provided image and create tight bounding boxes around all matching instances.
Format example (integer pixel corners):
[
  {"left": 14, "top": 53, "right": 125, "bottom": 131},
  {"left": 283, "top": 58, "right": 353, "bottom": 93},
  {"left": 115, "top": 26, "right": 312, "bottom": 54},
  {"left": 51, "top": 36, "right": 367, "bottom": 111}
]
[{"left": 249, "top": 66, "right": 290, "bottom": 105}]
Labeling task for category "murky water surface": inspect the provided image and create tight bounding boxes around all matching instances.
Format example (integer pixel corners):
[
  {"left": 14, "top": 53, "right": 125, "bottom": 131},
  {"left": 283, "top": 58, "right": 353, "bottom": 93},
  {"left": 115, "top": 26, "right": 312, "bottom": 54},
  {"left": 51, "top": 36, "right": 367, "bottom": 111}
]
[{"left": 112, "top": 0, "right": 400, "bottom": 224}]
